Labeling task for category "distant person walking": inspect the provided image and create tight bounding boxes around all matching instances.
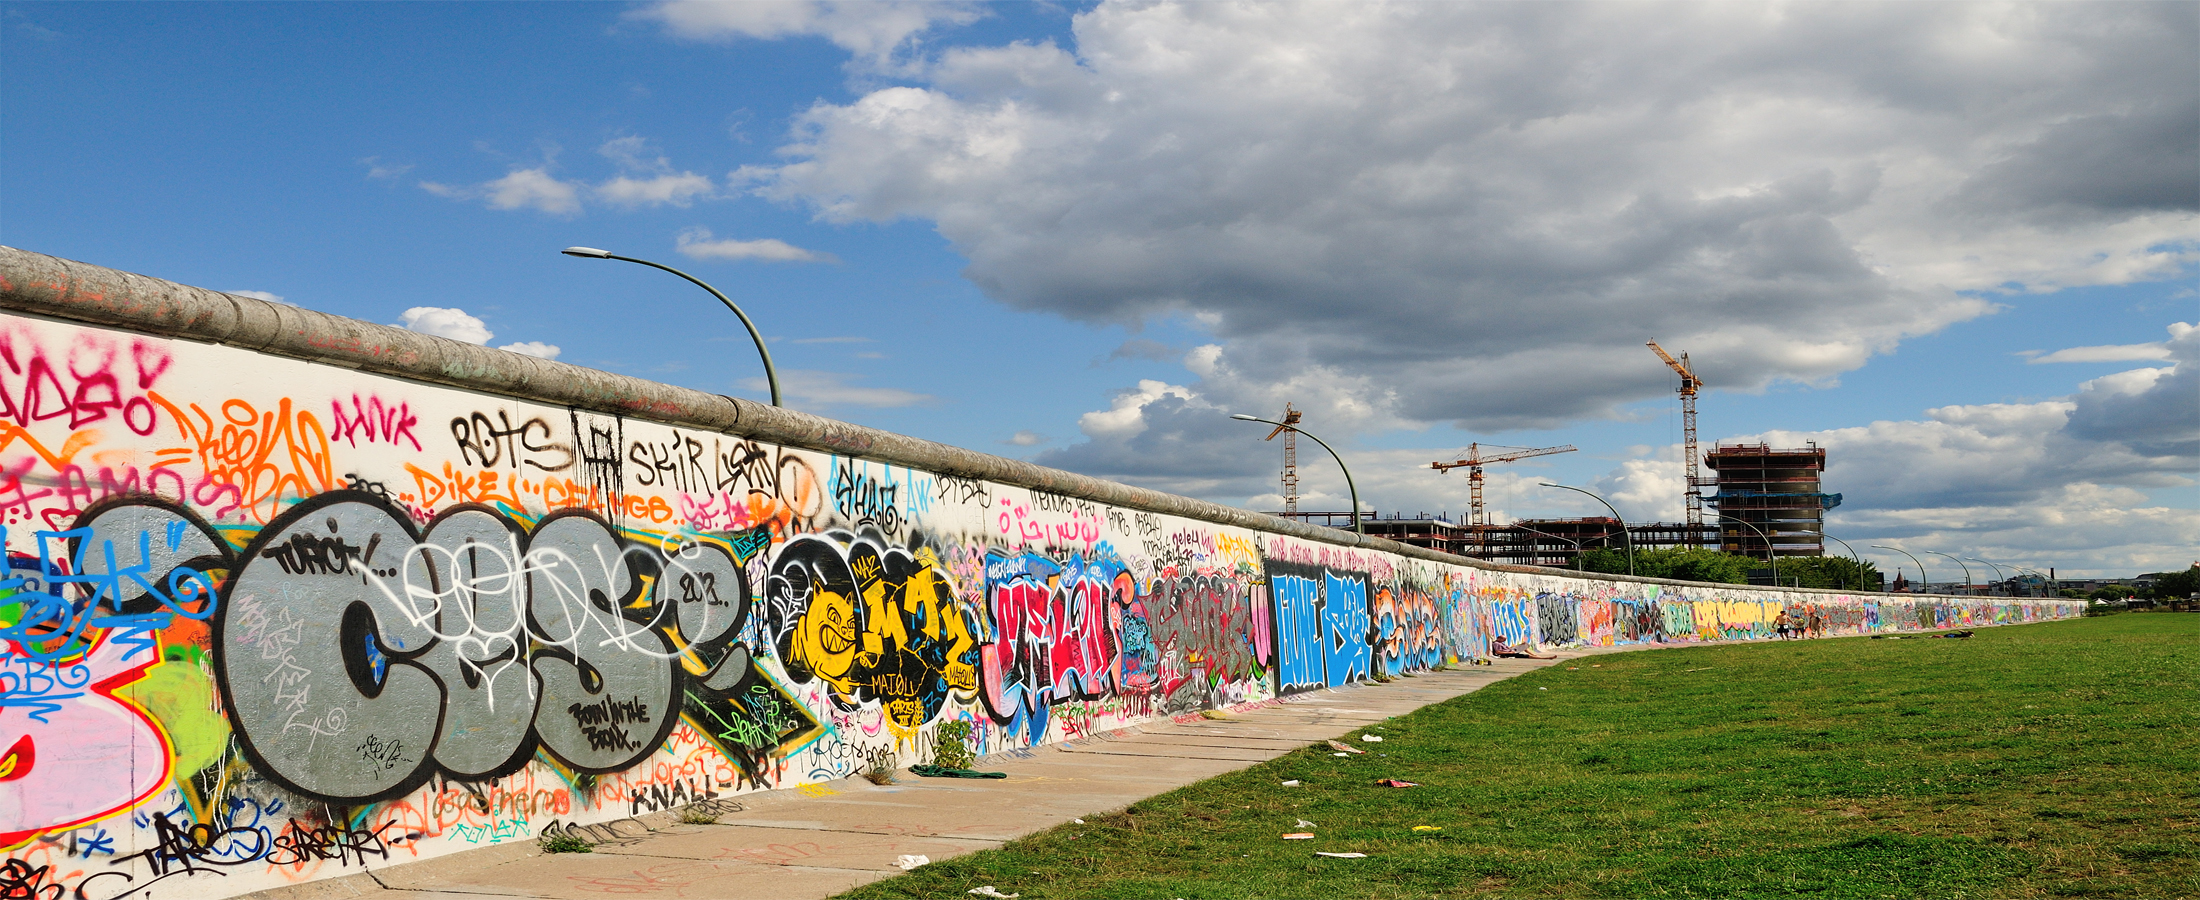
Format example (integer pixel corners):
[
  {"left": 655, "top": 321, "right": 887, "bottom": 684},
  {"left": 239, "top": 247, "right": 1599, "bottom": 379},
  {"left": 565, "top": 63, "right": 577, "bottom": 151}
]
[{"left": 1774, "top": 611, "right": 1793, "bottom": 640}]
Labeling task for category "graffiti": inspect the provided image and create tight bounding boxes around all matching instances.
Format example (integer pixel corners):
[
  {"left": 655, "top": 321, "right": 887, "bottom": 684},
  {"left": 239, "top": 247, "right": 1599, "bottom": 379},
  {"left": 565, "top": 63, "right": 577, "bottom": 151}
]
[
  {"left": 762, "top": 532, "right": 985, "bottom": 737},
  {"left": 980, "top": 550, "right": 1129, "bottom": 741},
  {"left": 329, "top": 395, "right": 423, "bottom": 452},
  {"left": 0, "top": 311, "right": 2084, "bottom": 900},
  {"left": 452, "top": 410, "right": 570, "bottom": 472},
  {"left": 1266, "top": 562, "right": 1371, "bottom": 691}
]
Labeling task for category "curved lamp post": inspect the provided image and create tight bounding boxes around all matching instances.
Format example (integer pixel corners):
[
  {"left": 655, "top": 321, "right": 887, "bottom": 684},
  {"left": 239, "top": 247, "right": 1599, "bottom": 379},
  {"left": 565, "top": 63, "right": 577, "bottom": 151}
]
[
  {"left": 1229, "top": 414, "right": 1361, "bottom": 533},
  {"left": 1968, "top": 558, "right": 2009, "bottom": 597},
  {"left": 1811, "top": 531, "right": 1869, "bottom": 591},
  {"left": 1539, "top": 483, "right": 1631, "bottom": 576},
  {"left": 562, "top": 247, "right": 781, "bottom": 407},
  {"left": 2013, "top": 566, "right": 2052, "bottom": 598},
  {"left": 1873, "top": 545, "right": 1929, "bottom": 595},
  {"left": 1927, "top": 551, "right": 1974, "bottom": 596},
  {"left": 1723, "top": 517, "right": 1781, "bottom": 586},
  {"left": 1512, "top": 523, "right": 1587, "bottom": 571}
]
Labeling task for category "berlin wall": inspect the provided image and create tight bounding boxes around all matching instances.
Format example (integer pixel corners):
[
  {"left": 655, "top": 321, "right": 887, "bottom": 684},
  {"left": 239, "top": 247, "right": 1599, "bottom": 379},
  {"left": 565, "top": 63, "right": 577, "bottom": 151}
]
[{"left": 0, "top": 246, "right": 2083, "bottom": 898}]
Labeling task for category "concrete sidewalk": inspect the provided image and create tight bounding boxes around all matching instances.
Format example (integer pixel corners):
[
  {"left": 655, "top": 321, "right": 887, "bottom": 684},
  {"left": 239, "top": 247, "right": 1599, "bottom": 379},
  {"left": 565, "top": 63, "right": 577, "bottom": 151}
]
[{"left": 254, "top": 652, "right": 1596, "bottom": 900}]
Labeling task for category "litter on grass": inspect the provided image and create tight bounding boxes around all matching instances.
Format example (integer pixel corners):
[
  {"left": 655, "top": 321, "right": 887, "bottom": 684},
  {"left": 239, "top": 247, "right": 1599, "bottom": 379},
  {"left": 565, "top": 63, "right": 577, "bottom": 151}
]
[
  {"left": 1296, "top": 819, "right": 1317, "bottom": 827},
  {"left": 1332, "top": 752, "right": 1350, "bottom": 757},
  {"left": 1376, "top": 779, "right": 1421, "bottom": 788},
  {"left": 1412, "top": 826, "right": 1442, "bottom": 833},
  {"left": 1361, "top": 735, "right": 1383, "bottom": 742},
  {"left": 1315, "top": 852, "right": 1369, "bottom": 859},
  {"left": 1072, "top": 818, "right": 1084, "bottom": 824},
  {"left": 1282, "top": 833, "right": 1316, "bottom": 840},
  {"left": 893, "top": 855, "right": 930, "bottom": 870},
  {"left": 967, "top": 888, "right": 1021, "bottom": 899},
  {"left": 1326, "top": 740, "right": 1366, "bottom": 754},
  {"left": 1280, "top": 780, "right": 1302, "bottom": 786}
]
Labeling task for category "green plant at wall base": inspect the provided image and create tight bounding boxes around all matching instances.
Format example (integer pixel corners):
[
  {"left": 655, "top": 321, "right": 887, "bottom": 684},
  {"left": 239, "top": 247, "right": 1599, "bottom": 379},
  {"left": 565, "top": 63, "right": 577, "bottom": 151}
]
[
  {"left": 676, "top": 805, "right": 720, "bottom": 825},
  {"left": 539, "top": 834, "right": 592, "bottom": 854},
  {"left": 933, "top": 721, "right": 975, "bottom": 770}
]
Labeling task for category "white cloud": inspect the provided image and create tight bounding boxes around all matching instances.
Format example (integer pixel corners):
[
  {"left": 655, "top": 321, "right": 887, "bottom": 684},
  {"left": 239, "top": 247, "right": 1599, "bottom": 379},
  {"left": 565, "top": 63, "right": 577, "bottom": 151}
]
[
  {"left": 498, "top": 341, "right": 562, "bottom": 360},
  {"left": 594, "top": 135, "right": 715, "bottom": 208},
  {"left": 226, "top": 290, "right": 293, "bottom": 306},
  {"left": 2026, "top": 331, "right": 2183, "bottom": 364},
  {"left": 675, "top": 227, "right": 836, "bottom": 263},
  {"left": 1003, "top": 430, "right": 1049, "bottom": 447},
  {"left": 1728, "top": 321, "right": 2200, "bottom": 575},
  {"left": 631, "top": 0, "right": 982, "bottom": 69},
  {"left": 397, "top": 306, "right": 494, "bottom": 344},
  {"left": 745, "top": 1, "right": 2196, "bottom": 433},
  {"left": 421, "top": 167, "right": 583, "bottom": 216},
  {"left": 743, "top": 369, "right": 935, "bottom": 408},
  {"left": 360, "top": 157, "right": 412, "bottom": 181}
]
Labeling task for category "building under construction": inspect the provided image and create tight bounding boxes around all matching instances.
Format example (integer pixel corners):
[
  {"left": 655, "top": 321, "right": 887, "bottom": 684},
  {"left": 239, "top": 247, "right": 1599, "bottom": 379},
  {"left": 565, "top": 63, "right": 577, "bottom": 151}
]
[{"left": 1704, "top": 442, "right": 1840, "bottom": 558}]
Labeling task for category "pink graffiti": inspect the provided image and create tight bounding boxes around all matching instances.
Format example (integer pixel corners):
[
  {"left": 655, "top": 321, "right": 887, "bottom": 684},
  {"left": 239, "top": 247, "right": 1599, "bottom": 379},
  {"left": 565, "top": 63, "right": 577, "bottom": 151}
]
[
  {"left": 0, "top": 633, "right": 173, "bottom": 851},
  {"left": 328, "top": 394, "right": 424, "bottom": 451}
]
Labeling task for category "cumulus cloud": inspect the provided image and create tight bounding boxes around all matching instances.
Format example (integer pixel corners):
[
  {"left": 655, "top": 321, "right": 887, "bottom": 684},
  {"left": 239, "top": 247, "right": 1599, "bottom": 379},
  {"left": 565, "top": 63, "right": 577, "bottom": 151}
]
[
  {"left": 676, "top": 227, "right": 836, "bottom": 263},
  {"left": 1003, "top": 430, "right": 1049, "bottom": 447},
  {"left": 397, "top": 306, "right": 495, "bottom": 344},
  {"left": 396, "top": 306, "right": 562, "bottom": 359},
  {"left": 631, "top": 0, "right": 982, "bottom": 69},
  {"left": 1738, "top": 322, "right": 2199, "bottom": 574},
  {"left": 745, "top": 369, "right": 935, "bottom": 408},
  {"left": 595, "top": 135, "right": 715, "bottom": 208},
  {"left": 225, "top": 290, "right": 293, "bottom": 306},
  {"left": 422, "top": 137, "right": 719, "bottom": 214},
  {"left": 422, "top": 167, "right": 584, "bottom": 216},
  {"left": 497, "top": 341, "right": 563, "bottom": 360},
  {"left": 2026, "top": 340, "right": 2177, "bottom": 365},
  {"left": 746, "top": 1, "right": 2195, "bottom": 441}
]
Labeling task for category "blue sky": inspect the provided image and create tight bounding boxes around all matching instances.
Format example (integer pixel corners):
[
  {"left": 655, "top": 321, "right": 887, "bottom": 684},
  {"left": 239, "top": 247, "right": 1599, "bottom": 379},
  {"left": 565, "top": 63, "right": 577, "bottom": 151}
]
[{"left": 4, "top": 1, "right": 2194, "bottom": 577}]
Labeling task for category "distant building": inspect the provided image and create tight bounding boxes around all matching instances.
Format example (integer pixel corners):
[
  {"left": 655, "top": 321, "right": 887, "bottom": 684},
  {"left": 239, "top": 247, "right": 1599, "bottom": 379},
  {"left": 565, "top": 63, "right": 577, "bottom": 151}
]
[{"left": 1704, "top": 442, "right": 1839, "bottom": 558}]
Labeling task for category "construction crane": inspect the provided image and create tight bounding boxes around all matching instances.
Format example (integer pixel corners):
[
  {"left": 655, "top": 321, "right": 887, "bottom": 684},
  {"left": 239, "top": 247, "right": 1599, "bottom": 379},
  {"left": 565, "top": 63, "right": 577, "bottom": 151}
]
[
  {"left": 1265, "top": 403, "right": 1303, "bottom": 515},
  {"left": 1647, "top": 340, "right": 1705, "bottom": 545},
  {"left": 1430, "top": 443, "right": 1577, "bottom": 529}
]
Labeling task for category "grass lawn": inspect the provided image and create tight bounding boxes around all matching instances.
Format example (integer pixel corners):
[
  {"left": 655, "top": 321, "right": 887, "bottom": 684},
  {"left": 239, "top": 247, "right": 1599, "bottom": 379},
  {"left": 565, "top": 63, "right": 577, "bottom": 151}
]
[{"left": 840, "top": 614, "right": 2198, "bottom": 899}]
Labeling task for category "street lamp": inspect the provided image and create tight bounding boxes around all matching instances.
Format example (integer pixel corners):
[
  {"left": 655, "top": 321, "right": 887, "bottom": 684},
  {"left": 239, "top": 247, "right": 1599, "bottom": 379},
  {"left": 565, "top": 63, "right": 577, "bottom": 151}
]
[
  {"left": 1927, "top": 551, "right": 1974, "bottom": 596},
  {"left": 562, "top": 247, "right": 782, "bottom": 407},
  {"left": 1813, "top": 531, "right": 1870, "bottom": 591},
  {"left": 1723, "top": 517, "right": 1781, "bottom": 586},
  {"left": 1229, "top": 414, "right": 1361, "bottom": 534},
  {"left": 1872, "top": 545, "right": 1929, "bottom": 595},
  {"left": 1968, "top": 558, "right": 2008, "bottom": 597},
  {"left": 2013, "top": 566, "right": 2051, "bottom": 598},
  {"left": 1539, "top": 483, "right": 1631, "bottom": 576}
]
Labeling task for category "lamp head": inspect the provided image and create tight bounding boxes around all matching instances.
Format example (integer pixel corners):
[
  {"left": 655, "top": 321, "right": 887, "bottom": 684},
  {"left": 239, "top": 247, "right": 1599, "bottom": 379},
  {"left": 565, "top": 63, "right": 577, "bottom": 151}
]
[
  {"left": 1229, "top": 414, "right": 1259, "bottom": 421},
  {"left": 561, "top": 247, "right": 613, "bottom": 258}
]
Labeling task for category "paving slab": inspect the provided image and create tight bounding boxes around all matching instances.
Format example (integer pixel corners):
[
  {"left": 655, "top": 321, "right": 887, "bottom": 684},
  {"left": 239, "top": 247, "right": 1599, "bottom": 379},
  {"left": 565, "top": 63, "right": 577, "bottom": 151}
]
[{"left": 245, "top": 654, "right": 1584, "bottom": 900}]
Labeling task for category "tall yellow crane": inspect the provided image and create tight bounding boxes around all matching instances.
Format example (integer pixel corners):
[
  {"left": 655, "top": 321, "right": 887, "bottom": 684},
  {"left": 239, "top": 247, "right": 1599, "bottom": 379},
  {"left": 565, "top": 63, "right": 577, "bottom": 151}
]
[
  {"left": 1265, "top": 403, "right": 1303, "bottom": 515},
  {"left": 1647, "top": 340, "right": 1705, "bottom": 545},
  {"left": 1431, "top": 443, "right": 1578, "bottom": 529}
]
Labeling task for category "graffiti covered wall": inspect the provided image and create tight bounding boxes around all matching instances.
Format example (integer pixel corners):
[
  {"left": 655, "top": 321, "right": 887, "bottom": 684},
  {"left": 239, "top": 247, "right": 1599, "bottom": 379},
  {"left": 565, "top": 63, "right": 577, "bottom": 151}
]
[{"left": 0, "top": 253, "right": 2083, "bottom": 899}]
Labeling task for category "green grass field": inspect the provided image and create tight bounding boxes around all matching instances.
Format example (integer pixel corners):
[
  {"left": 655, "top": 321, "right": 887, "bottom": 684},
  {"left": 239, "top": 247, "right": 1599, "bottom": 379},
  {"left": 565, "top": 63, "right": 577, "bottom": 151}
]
[{"left": 841, "top": 614, "right": 2199, "bottom": 899}]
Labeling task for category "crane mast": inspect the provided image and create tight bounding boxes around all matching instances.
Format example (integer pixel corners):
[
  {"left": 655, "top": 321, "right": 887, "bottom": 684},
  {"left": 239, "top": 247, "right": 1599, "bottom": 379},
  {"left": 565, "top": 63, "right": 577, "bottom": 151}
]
[
  {"left": 1431, "top": 443, "right": 1578, "bottom": 544},
  {"left": 1647, "top": 341, "right": 1705, "bottom": 546},
  {"left": 1265, "top": 403, "right": 1303, "bottom": 515}
]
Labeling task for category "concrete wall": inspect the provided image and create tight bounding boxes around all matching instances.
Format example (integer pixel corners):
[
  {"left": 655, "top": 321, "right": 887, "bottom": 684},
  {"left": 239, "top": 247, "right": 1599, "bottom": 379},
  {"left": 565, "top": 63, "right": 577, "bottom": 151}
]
[{"left": 0, "top": 247, "right": 2082, "bottom": 898}]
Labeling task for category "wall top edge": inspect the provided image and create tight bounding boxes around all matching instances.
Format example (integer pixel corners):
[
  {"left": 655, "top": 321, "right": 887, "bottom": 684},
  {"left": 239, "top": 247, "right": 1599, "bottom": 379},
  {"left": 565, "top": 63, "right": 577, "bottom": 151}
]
[{"left": 0, "top": 246, "right": 2054, "bottom": 606}]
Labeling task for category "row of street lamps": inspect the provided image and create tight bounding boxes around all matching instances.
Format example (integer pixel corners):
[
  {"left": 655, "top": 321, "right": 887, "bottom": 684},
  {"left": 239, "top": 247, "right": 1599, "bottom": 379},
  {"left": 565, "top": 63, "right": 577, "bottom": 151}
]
[{"left": 557, "top": 247, "right": 2053, "bottom": 598}]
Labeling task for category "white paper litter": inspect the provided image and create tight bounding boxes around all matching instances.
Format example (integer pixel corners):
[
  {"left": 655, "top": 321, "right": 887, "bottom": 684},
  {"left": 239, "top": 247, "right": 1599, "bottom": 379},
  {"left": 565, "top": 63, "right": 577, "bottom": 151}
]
[
  {"left": 894, "top": 855, "right": 930, "bottom": 870},
  {"left": 1296, "top": 819, "right": 1316, "bottom": 827},
  {"left": 1072, "top": 818, "right": 1084, "bottom": 824},
  {"left": 1315, "top": 852, "right": 1369, "bottom": 859},
  {"left": 967, "top": 888, "right": 1021, "bottom": 899},
  {"left": 1361, "top": 735, "right": 1383, "bottom": 742},
  {"left": 1280, "top": 780, "right": 1302, "bottom": 786}
]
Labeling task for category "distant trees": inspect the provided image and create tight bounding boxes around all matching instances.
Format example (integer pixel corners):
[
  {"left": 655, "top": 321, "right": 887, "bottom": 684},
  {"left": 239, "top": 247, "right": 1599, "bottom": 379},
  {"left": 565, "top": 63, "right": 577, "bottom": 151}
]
[
  {"left": 1578, "top": 549, "right": 1880, "bottom": 589},
  {"left": 2144, "top": 566, "right": 2199, "bottom": 600},
  {"left": 1580, "top": 547, "right": 1753, "bottom": 584}
]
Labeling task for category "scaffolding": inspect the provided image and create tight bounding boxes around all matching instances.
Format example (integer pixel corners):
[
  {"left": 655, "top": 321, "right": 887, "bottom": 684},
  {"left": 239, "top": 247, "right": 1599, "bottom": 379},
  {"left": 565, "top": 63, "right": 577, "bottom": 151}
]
[{"left": 1703, "top": 442, "right": 1837, "bottom": 558}]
